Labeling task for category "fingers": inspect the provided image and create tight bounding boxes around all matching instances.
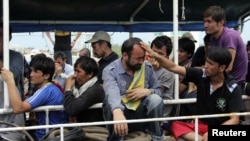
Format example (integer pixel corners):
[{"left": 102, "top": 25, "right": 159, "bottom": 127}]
[
  {"left": 114, "top": 123, "right": 128, "bottom": 137},
  {"left": 140, "top": 42, "right": 149, "bottom": 51}
]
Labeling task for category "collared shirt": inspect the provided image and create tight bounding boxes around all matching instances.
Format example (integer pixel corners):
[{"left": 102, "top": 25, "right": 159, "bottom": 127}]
[
  {"left": 53, "top": 63, "right": 74, "bottom": 88},
  {"left": 98, "top": 51, "right": 119, "bottom": 84},
  {"left": 103, "top": 58, "right": 161, "bottom": 111}
]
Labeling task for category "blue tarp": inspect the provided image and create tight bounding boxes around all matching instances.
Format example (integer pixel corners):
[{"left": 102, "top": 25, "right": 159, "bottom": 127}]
[{"left": 11, "top": 21, "right": 239, "bottom": 33}]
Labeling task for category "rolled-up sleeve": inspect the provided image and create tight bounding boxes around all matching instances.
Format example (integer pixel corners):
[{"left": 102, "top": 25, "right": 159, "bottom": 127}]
[{"left": 145, "top": 62, "right": 162, "bottom": 97}]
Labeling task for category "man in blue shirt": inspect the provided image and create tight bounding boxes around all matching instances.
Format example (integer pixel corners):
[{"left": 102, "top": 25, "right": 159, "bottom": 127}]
[{"left": 102, "top": 37, "right": 164, "bottom": 141}]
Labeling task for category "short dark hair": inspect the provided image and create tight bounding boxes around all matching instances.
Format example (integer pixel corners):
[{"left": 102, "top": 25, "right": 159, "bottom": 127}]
[
  {"left": 203, "top": 34, "right": 211, "bottom": 47},
  {"left": 54, "top": 51, "right": 67, "bottom": 60},
  {"left": 151, "top": 35, "right": 173, "bottom": 56},
  {"left": 74, "top": 56, "right": 98, "bottom": 77},
  {"left": 178, "top": 38, "right": 195, "bottom": 59},
  {"left": 121, "top": 37, "right": 142, "bottom": 56},
  {"left": 30, "top": 55, "right": 55, "bottom": 82},
  {"left": 203, "top": 5, "right": 226, "bottom": 23},
  {"left": 205, "top": 47, "right": 231, "bottom": 69}
]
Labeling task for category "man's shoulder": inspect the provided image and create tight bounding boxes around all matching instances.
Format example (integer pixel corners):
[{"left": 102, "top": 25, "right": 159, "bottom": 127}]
[
  {"left": 103, "top": 58, "right": 121, "bottom": 71},
  {"left": 157, "top": 67, "right": 175, "bottom": 76},
  {"left": 88, "top": 83, "right": 105, "bottom": 92},
  {"left": 144, "top": 61, "right": 155, "bottom": 70},
  {"left": 106, "top": 52, "right": 119, "bottom": 62},
  {"left": 64, "top": 63, "right": 74, "bottom": 73},
  {"left": 9, "top": 50, "right": 23, "bottom": 58},
  {"left": 223, "top": 27, "right": 240, "bottom": 37},
  {"left": 46, "top": 83, "right": 64, "bottom": 95}
]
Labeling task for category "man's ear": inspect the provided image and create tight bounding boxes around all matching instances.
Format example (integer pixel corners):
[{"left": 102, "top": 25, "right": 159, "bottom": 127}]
[
  {"left": 219, "top": 64, "right": 227, "bottom": 72},
  {"left": 44, "top": 73, "right": 50, "bottom": 80},
  {"left": 122, "top": 52, "right": 128, "bottom": 58}
]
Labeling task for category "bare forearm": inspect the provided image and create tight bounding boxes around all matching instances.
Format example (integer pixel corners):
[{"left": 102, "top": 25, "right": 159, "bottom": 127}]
[
  {"left": 154, "top": 53, "right": 186, "bottom": 76},
  {"left": 222, "top": 115, "right": 240, "bottom": 125},
  {"left": 6, "top": 80, "right": 25, "bottom": 113},
  {"left": 74, "top": 32, "right": 82, "bottom": 41},
  {"left": 45, "top": 32, "right": 54, "bottom": 44}
]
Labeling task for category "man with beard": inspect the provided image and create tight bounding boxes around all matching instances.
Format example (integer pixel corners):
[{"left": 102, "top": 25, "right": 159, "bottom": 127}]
[
  {"left": 102, "top": 37, "right": 164, "bottom": 141},
  {"left": 85, "top": 31, "right": 119, "bottom": 85}
]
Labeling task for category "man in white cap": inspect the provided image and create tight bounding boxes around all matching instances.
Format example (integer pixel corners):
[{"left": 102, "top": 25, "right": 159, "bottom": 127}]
[{"left": 85, "top": 31, "right": 119, "bottom": 85}]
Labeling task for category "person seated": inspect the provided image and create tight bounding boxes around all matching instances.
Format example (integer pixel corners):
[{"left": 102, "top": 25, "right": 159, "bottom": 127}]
[
  {"left": 191, "top": 34, "right": 211, "bottom": 68},
  {"left": 1, "top": 55, "right": 68, "bottom": 141},
  {"left": 63, "top": 56, "right": 105, "bottom": 123},
  {"left": 102, "top": 37, "right": 164, "bottom": 141},
  {"left": 53, "top": 51, "right": 74, "bottom": 89},
  {"left": 141, "top": 44, "right": 244, "bottom": 141},
  {"left": 149, "top": 35, "right": 175, "bottom": 134},
  {"left": 177, "top": 38, "right": 196, "bottom": 116}
]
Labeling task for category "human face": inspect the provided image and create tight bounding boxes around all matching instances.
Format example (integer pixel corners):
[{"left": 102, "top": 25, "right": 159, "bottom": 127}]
[
  {"left": 203, "top": 16, "right": 224, "bottom": 36},
  {"left": 151, "top": 45, "right": 167, "bottom": 58},
  {"left": 91, "top": 41, "right": 105, "bottom": 58},
  {"left": 54, "top": 57, "right": 66, "bottom": 68},
  {"left": 125, "top": 44, "right": 145, "bottom": 71},
  {"left": 29, "top": 67, "right": 49, "bottom": 88},
  {"left": 74, "top": 64, "right": 92, "bottom": 86},
  {"left": 178, "top": 48, "right": 191, "bottom": 66},
  {"left": 204, "top": 58, "right": 223, "bottom": 77}
]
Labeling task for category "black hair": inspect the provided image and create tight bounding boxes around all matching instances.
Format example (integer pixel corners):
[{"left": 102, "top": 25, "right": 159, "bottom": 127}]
[
  {"left": 178, "top": 38, "right": 195, "bottom": 59},
  {"left": 121, "top": 37, "right": 142, "bottom": 56},
  {"left": 205, "top": 47, "right": 231, "bottom": 68},
  {"left": 203, "top": 5, "right": 226, "bottom": 24},
  {"left": 54, "top": 51, "right": 67, "bottom": 60},
  {"left": 74, "top": 56, "right": 98, "bottom": 76},
  {"left": 151, "top": 35, "right": 173, "bottom": 55},
  {"left": 30, "top": 55, "right": 55, "bottom": 82},
  {"left": 203, "top": 34, "right": 211, "bottom": 47}
]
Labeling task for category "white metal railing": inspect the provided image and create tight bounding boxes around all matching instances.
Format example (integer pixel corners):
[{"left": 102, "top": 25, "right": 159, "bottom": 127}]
[
  {"left": 0, "top": 111, "right": 250, "bottom": 141},
  {"left": 0, "top": 96, "right": 250, "bottom": 141}
]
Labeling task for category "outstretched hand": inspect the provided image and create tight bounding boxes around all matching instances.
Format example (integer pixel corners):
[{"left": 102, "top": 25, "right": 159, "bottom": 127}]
[{"left": 140, "top": 42, "right": 158, "bottom": 59}]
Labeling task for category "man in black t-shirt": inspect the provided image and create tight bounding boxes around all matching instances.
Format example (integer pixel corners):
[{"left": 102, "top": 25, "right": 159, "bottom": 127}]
[{"left": 46, "top": 31, "right": 82, "bottom": 65}]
